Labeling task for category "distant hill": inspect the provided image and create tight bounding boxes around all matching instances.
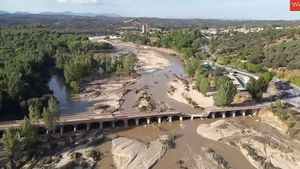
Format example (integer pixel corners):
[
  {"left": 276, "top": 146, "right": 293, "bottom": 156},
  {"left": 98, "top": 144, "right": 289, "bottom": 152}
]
[
  {"left": 39, "top": 11, "right": 121, "bottom": 17},
  {"left": 0, "top": 11, "right": 121, "bottom": 17},
  {"left": 0, "top": 11, "right": 9, "bottom": 15},
  {"left": 0, "top": 11, "right": 299, "bottom": 35}
]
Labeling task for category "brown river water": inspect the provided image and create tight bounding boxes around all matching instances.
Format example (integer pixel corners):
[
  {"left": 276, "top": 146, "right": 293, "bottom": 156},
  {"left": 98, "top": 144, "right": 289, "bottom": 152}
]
[
  {"left": 48, "top": 42, "right": 202, "bottom": 115},
  {"left": 48, "top": 41, "right": 294, "bottom": 169},
  {"left": 96, "top": 117, "right": 257, "bottom": 169}
]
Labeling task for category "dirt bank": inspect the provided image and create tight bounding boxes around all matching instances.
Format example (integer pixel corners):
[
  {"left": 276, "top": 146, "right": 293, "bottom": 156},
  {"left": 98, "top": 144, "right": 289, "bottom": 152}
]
[
  {"left": 167, "top": 78, "right": 214, "bottom": 109},
  {"left": 197, "top": 119, "right": 300, "bottom": 169},
  {"left": 257, "top": 109, "right": 288, "bottom": 134}
]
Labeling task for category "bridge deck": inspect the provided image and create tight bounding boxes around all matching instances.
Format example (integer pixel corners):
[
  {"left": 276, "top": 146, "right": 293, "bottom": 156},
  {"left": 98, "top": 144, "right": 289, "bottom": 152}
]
[
  {"left": 0, "top": 111, "right": 182, "bottom": 130},
  {"left": 0, "top": 105, "right": 263, "bottom": 131},
  {"left": 206, "top": 105, "right": 264, "bottom": 113}
]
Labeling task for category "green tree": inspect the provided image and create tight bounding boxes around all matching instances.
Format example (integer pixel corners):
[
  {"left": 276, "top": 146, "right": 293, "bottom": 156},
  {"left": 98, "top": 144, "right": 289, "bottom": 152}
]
[
  {"left": 6, "top": 72, "right": 24, "bottom": 99},
  {"left": 260, "top": 71, "right": 273, "bottom": 91},
  {"left": 195, "top": 75, "right": 210, "bottom": 96},
  {"left": 123, "top": 54, "right": 136, "bottom": 75},
  {"left": 1, "top": 128, "right": 20, "bottom": 168},
  {"left": 184, "top": 59, "right": 199, "bottom": 77},
  {"left": 48, "top": 96, "right": 60, "bottom": 119},
  {"left": 28, "top": 104, "right": 40, "bottom": 120},
  {"left": 70, "top": 81, "right": 80, "bottom": 93},
  {"left": 246, "top": 77, "right": 263, "bottom": 101},
  {"left": 42, "top": 97, "right": 60, "bottom": 133},
  {"left": 42, "top": 108, "right": 54, "bottom": 134},
  {"left": 20, "top": 117, "right": 37, "bottom": 148},
  {"left": 64, "top": 62, "right": 81, "bottom": 84},
  {"left": 214, "top": 81, "right": 237, "bottom": 106},
  {"left": 215, "top": 76, "right": 230, "bottom": 90},
  {"left": 262, "top": 71, "right": 273, "bottom": 83}
]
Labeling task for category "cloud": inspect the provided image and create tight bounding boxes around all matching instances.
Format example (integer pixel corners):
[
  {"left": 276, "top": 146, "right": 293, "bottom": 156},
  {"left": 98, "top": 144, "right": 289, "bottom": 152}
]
[{"left": 57, "top": 0, "right": 98, "bottom": 4}]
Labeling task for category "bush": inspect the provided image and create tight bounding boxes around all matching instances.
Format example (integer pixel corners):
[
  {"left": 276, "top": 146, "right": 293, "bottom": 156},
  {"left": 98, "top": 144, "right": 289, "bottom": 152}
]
[
  {"left": 69, "top": 152, "right": 82, "bottom": 160},
  {"left": 159, "top": 133, "right": 177, "bottom": 149},
  {"left": 69, "top": 81, "right": 80, "bottom": 93},
  {"left": 87, "top": 149, "right": 101, "bottom": 161}
]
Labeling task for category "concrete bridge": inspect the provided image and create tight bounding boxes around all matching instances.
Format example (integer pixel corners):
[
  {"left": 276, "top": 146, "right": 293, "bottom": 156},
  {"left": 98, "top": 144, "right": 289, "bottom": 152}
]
[
  {"left": 0, "top": 111, "right": 184, "bottom": 135},
  {"left": 183, "top": 105, "right": 263, "bottom": 119},
  {"left": 0, "top": 105, "right": 264, "bottom": 135}
]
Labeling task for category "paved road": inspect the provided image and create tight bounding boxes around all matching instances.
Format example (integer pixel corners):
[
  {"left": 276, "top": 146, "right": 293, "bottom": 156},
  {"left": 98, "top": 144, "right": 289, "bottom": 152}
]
[{"left": 272, "top": 78, "right": 300, "bottom": 112}]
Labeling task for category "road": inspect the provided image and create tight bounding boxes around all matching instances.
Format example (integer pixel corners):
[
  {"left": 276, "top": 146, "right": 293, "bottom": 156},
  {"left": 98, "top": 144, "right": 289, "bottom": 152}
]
[
  {"left": 272, "top": 77, "right": 300, "bottom": 112},
  {"left": 213, "top": 63, "right": 300, "bottom": 112}
]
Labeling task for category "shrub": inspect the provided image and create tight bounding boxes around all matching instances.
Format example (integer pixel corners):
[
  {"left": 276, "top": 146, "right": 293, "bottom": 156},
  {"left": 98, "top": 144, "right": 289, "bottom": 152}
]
[{"left": 87, "top": 149, "right": 101, "bottom": 161}]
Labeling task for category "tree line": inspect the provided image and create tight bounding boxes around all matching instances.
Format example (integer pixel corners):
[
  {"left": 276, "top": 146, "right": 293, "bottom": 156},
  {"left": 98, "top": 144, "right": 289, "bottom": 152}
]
[
  {"left": 1, "top": 96, "right": 59, "bottom": 168},
  {"left": 210, "top": 28, "right": 300, "bottom": 70},
  {"left": 0, "top": 27, "right": 115, "bottom": 121},
  {"left": 56, "top": 52, "right": 136, "bottom": 92}
]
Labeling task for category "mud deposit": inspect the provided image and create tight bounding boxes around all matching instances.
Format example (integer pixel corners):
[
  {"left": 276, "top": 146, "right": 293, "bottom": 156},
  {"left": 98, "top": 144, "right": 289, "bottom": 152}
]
[{"left": 94, "top": 118, "right": 264, "bottom": 169}]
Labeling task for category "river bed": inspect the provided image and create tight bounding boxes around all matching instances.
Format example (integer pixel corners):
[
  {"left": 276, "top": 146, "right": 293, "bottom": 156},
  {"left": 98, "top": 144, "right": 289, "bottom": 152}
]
[
  {"left": 47, "top": 41, "right": 300, "bottom": 169},
  {"left": 48, "top": 42, "right": 202, "bottom": 116}
]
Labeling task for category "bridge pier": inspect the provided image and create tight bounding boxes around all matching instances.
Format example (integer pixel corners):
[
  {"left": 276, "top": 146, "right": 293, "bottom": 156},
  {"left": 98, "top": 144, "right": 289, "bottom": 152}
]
[
  {"left": 112, "top": 122, "right": 115, "bottom": 129},
  {"left": 73, "top": 126, "right": 77, "bottom": 132},
  {"left": 87, "top": 123, "right": 90, "bottom": 131},
  {"left": 190, "top": 115, "right": 194, "bottom": 120},
  {"left": 168, "top": 117, "right": 172, "bottom": 122},
  {"left": 242, "top": 111, "right": 246, "bottom": 116},
  {"left": 211, "top": 112, "right": 215, "bottom": 119},
  {"left": 231, "top": 111, "right": 236, "bottom": 118},
  {"left": 124, "top": 120, "right": 128, "bottom": 127},
  {"left": 60, "top": 126, "right": 64, "bottom": 134},
  {"left": 158, "top": 117, "right": 161, "bottom": 124},
  {"left": 100, "top": 122, "right": 103, "bottom": 130},
  {"left": 222, "top": 112, "right": 226, "bottom": 118},
  {"left": 135, "top": 119, "right": 139, "bottom": 126},
  {"left": 147, "top": 118, "right": 150, "bottom": 125},
  {"left": 180, "top": 116, "right": 183, "bottom": 121}
]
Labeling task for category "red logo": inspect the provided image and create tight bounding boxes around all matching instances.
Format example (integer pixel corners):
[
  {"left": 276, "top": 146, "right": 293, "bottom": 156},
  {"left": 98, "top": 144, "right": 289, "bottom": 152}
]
[{"left": 290, "top": 0, "right": 300, "bottom": 11}]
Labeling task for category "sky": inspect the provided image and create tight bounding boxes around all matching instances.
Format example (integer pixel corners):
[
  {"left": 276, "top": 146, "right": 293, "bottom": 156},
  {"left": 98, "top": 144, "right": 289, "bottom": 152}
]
[{"left": 0, "top": 0, "right": 300, "bottom": 20}]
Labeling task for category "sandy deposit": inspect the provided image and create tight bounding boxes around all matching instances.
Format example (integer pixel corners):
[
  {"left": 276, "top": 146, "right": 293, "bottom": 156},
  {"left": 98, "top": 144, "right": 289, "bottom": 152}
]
[
  {"left": 111, "top": 136, "right": 170, "bottom": 169},
  {"left": 56, "top": 146, "right": 97, "bottom": 169},
  {"left": 81, "top": 76, "right": 136, "bottom": 114},
  {"left": 80, "top": 45, "right": 172, "bottom": 113},
  {"left": 136, "top": 50, "right": 171, "bottom": 73},
  {"left": 197, "top": 119, "right": 300, "bottom": 169},
  {"left": 167, "top": 78, "right": 214, "bottom": 109},
  {"left": 258, "top": 109, "right": 288, "bottom": 134},
  {"left": 180, "top": 147, "right": 229, "bottom": 169}
]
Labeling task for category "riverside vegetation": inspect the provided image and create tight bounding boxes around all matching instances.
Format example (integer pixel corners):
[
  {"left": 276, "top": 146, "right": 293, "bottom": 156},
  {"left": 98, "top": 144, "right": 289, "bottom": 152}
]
[
  {"left": 0, "top": 27, "right": 134, "bottom": 121},
  {"left": 123, "top": 27, "right": 300, "bottom": 87},
  {"left": 0, "top": 27, "right": 137, "bottom": 168},
  {"left": 124, "top": 29, "right": 273, "bottom": 106}
]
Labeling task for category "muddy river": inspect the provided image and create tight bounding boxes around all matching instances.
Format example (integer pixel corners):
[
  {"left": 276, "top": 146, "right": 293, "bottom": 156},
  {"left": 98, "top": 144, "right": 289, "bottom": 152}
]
[
  {"left": 49, "top": 42, "right": 201, "bottom": 116},
  {"left": 96, "top": 117, "right": 258, "bottom": 169},
  {"left": 48, "top": 41, "right": 295, "bottom": 169}
]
